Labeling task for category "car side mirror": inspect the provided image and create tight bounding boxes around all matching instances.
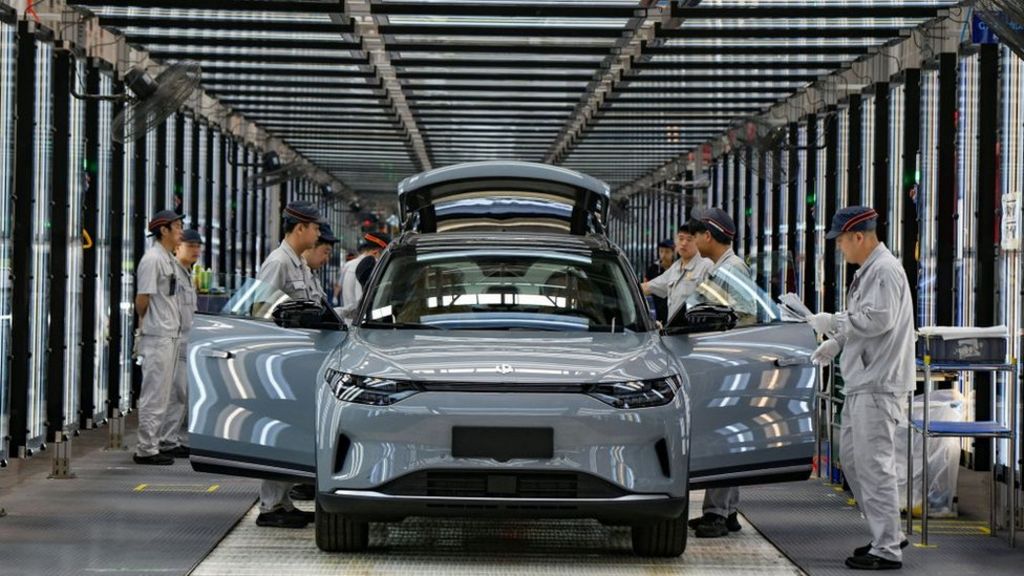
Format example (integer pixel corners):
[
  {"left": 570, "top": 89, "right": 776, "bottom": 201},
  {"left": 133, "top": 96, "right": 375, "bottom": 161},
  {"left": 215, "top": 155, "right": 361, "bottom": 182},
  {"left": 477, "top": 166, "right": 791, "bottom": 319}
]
[
  {"left": 272, "top": 300, "right": 346, "bottom": 330},
  {"left": 663, "top": 302, "right": 738, "bottom": 335}
]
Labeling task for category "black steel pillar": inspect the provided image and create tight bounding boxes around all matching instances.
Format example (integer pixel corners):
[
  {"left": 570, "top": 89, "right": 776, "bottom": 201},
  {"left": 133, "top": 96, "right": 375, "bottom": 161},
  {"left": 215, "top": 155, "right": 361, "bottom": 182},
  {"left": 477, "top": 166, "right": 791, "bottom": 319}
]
[
  {"left": 107, "top": 79, "right": 125, "bottom": 419},
  {"left": 935, "top": 53, "right": 958, "bottom": 327},
  {"left": 804, "top": 115, "right": 819, "bottom": 311},
  {"left": 872, "top": 83, "right": 891, "bottom": 243},
  {"left": 771, "top": 148, "right": 785, "bottom": 298},
  {"left": 973, "top": 45, "right": 1000, "bottom": 470},
  {"left": 9, "top": 22, "right": 40, "bottom": 454},
  {"left": 203, "top": 124, "right": 214, "bottom": 266},
  {"left": 755, "top": 150, "right": 768, "bottom": 291},
  {"left": 218, "top": 135, "right": 228, "bottom": 279},
  {"left": 824, "top": 106, "right": 840, "bottom": 313},
  {"left": 47, "top": 49, "right": 72, "bottom": 442},
  {"left": 188, "top": 116, "right": 200, "bottom": 228},
  {"left": 901, "top": 69, "right": 922, "bottom": 318},
  {"left": 131, "top": 116, "right": 147, "bottom": 407},
  {"left": 846, "top": 94, "right": 863, "bottom": 289},
  {"left": 80, "top": 65, "right": 100, "bottom": 429},
  {"left": 787, "top": 123, "right": 799, "bottom": 284}
]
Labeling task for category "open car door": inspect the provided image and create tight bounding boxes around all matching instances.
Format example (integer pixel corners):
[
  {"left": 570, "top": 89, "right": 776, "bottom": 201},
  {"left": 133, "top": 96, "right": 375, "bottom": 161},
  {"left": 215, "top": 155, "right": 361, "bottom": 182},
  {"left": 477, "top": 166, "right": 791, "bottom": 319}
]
[
  {"left": 661, "top": 268, "right": 818, "bottom": 489},
  {"left": 188, "top": 280, "right": 346, "bottom": 482}
]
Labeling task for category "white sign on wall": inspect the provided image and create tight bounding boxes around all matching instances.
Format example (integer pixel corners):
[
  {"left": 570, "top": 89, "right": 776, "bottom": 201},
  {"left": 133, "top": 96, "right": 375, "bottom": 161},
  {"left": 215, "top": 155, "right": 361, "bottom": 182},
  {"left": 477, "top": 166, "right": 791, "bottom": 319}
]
[{"left": 1002, "top": 192, "right": 1019, "bottom": 251}]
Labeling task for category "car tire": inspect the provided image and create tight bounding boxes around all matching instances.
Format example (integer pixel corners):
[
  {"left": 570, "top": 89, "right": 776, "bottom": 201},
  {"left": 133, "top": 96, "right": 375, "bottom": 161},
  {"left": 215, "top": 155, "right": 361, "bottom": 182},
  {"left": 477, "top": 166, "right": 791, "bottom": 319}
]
[
  {"left": 315, "top": 499, "right": 369, "bottom": 552},
  {"left": 631, "top": 503, "right": 688, "bottom": 557}
]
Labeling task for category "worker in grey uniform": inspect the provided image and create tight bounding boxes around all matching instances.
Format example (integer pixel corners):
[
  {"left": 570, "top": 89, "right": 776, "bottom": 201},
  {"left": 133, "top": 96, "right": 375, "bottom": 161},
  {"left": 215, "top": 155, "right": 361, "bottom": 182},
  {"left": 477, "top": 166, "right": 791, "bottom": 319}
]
[
  {"left": 252, "top": 201, "right": 325, "bottom": 528},
  {"left": 303, "top": 222, "right": 338, "bottom": 301},
  {"left": 807, "top": 206, "right": 914, "bottom": 571},
  {"left": 286, "top": 223, "right": 339, "bottom": 503},
  {"left": 158, "top": 228, "right": 203, "bottom": 458},
  {"left": 338, "top": 231, "right": 389, "bottom": 323},
  {"left": 641, "top": 224, "right": 714, "bottom": 323},
  {"left": 133, "top": 210, "right": 185, "bottom": 466},
  {"left": 684, "top": 207, "right": 750, "bottom": 538}
]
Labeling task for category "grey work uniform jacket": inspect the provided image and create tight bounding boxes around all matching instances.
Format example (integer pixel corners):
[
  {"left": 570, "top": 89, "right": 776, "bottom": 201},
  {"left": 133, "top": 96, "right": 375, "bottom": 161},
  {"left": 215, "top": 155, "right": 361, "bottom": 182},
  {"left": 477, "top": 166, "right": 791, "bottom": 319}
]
[
  {"left": 137, "top": 244, "right": 182, "bottom": 338},
  {"left": 828, "top": 243, "right": 916, "bottom": 396},
  {"left": 257, "top": 240, "right": 319, "bottom": 302},
  {"left": 648, "top": 255, "right": 714, "bottom": 320},
  {"left": 173, "top": 259, "right": 197, "bottom": 359}
]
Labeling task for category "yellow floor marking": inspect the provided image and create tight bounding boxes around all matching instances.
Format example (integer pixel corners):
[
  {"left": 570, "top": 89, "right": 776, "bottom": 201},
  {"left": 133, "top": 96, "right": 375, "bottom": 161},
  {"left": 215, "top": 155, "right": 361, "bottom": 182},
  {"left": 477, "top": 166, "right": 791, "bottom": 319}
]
[
  {"left": 913, "top": 543, "right": 939, "bottom": 549},
  {"left": 134, "top": 483, "right": 220, "bottom": 493}
]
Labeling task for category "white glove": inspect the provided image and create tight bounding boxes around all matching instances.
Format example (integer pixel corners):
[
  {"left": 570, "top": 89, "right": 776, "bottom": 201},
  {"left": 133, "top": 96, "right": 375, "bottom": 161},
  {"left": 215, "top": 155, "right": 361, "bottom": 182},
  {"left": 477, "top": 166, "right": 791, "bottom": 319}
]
[
  {"left": 807, "top": 312, "right": 835, "bottom": 336},
  {"left": 811, "top": 339, "right": 841, "bottom": 366}
]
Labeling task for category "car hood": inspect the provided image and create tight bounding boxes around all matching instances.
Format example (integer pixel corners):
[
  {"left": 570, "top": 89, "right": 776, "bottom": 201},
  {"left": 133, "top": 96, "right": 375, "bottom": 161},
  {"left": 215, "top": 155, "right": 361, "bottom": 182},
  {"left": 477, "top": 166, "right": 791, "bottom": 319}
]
[{"left": 335, "top": 329, "right": 674, "bottom": 384}]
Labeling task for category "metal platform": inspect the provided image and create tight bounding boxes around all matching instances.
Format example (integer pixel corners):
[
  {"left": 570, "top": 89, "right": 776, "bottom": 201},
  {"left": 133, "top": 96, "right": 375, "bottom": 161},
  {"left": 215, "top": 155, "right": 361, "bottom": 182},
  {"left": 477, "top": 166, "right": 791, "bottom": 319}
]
[{"left": 191, "top": 491, "right": 804, "bottom": 576}]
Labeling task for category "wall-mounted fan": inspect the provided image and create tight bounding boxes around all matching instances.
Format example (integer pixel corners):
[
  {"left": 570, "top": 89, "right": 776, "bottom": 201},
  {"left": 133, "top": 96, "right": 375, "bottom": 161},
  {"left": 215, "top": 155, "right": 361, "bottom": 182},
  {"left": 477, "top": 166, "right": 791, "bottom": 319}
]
[
  {"left": 241, "top": 150, "right": 313, "bottom": 189},
  {"left": 974, "top": 0, "right": 1024, "bottom": 60},
  {"left": 111, "top": 63, "right": 201, "bottom": 143}
]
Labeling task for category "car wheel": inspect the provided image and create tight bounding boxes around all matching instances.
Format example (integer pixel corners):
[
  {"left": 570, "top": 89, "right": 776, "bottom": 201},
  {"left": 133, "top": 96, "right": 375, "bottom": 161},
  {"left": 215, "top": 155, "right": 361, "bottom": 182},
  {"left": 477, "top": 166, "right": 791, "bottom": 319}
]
[
  {"left": 315, "top": 498, "right": 369, "bottom": 552},
  {"left": 631, "top": 502, "right": 688, "bottom": 557}
]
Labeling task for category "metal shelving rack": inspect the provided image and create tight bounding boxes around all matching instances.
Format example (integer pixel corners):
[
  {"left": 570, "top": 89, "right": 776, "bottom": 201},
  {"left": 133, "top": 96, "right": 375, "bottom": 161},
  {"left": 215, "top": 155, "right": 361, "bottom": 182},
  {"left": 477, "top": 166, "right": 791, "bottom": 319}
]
[{"left": 909, "top": 344, "right": 1018, "bottom": 548}]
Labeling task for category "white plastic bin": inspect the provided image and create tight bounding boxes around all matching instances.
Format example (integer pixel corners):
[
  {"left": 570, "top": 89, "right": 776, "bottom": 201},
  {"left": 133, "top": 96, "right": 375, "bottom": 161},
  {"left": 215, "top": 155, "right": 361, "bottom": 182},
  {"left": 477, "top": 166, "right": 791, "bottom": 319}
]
[{"left": 896, "top": 389, "right": 964, "bottom": 517}]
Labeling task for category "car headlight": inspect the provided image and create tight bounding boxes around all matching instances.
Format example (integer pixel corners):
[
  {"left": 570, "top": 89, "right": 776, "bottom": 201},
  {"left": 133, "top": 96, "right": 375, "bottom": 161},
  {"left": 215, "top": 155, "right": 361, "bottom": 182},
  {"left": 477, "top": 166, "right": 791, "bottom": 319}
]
[
  {"left": 325, "top": 369, "right": 419, "bottom": 406},
  {"left": 585, "top": 377, "right": 678, "bottom": 409}
]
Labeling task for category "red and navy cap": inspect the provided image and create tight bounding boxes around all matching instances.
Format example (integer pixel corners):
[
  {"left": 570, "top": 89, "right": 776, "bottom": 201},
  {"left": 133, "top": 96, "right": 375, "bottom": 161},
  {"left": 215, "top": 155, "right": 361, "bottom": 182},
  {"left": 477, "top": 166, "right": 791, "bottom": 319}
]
[
  {"left": 362, "top": 231, "right": 391, "bottom": 250},
  {"left": 689, "top": 207, "right": 736, "bottom": 240},
  {"left": 283, "top": 201, "right": 326, "bottom": 225},
  {"left": 147, "top": 210, "right": 186, "bottom": 234},
  {"left": 826, "top": 206, "right": 878, "bottom": 239}
]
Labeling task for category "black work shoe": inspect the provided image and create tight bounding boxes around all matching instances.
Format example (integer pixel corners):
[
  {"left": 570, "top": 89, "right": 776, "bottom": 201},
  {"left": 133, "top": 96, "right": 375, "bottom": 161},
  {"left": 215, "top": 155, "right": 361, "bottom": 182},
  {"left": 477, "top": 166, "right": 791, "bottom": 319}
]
[
  {"left": 726, "top": 512, "right": 742, "bottom": 532},
  {"left": 694, "top": 514, "right": 730, "bottom": 538},
  {"left": 688, "top": 512, "right": 738, "bottom": 534},
  {"left": 133, "top": 452, "right": 174, "bottom": 465},
  {"left": 159, "top": 445, "right": 190, "bottom": 458},
  {"left": 256, "top": 508, "right": 310, "bottom": 529},
  {"left": 286, "top": 507, "right": 315, "bottom": 523},
  {"left": 854, "top": 540, "right": 909, "bottom": 557},
  {"left": 845, "top": 554, "right": 903, "bottom": 570},
  {"left": 289, "top": 483, "right": 315, "bottom": 501}
]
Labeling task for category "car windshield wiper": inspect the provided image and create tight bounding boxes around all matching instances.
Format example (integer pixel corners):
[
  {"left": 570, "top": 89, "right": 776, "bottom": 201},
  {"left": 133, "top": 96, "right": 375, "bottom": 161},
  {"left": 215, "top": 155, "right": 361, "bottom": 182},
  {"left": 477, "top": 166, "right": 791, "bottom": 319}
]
[{"left": 360, "top": 320, "right": 441, "bottom": 330}]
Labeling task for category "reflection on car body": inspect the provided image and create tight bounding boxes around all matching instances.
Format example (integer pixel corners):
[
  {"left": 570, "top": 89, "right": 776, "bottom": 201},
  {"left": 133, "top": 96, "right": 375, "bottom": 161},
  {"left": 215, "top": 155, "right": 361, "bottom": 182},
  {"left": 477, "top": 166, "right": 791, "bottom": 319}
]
[{"left": 188, "top": 161, "right": 817, "bottom": 558}]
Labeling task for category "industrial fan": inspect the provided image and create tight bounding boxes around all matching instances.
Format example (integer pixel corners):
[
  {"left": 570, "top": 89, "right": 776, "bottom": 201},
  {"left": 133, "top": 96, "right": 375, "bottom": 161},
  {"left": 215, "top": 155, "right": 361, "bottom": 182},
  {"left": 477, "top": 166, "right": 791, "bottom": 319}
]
[
  {"left": 726, "top": 118, "right": 794, "bottom": 186},
  {"left": 241, "top": 150, "right": 314, "bottom": 189},
  {"left": 974, "top": 0, "right": 1024, "bottom": 60},
  {"left": 111, "top": 63, "right": 201, "bottom": 143}
]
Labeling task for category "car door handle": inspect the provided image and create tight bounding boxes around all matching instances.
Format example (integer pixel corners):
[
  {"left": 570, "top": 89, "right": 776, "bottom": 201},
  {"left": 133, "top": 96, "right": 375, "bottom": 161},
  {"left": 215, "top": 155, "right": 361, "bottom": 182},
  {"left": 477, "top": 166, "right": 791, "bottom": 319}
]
[
  {"left": 200, "top": 348, "right": 235, "bottom": 360},
  {"left": 773, "top": 356, "right": 807, "bottom": 367}
]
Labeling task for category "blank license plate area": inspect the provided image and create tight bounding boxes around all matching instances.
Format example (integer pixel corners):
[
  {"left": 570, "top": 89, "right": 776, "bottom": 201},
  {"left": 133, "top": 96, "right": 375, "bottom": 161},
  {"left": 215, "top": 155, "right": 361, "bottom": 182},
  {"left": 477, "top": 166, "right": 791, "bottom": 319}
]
[{"left": 451, "top": 427, "right": 553, "bottom": 461}]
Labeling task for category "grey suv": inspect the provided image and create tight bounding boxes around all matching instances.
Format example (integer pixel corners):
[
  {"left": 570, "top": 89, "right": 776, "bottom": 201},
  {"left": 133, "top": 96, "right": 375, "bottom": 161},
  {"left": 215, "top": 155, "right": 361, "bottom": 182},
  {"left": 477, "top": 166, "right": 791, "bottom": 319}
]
[{"left": 188, "top": 161, "right": 817, "bottom": 557}]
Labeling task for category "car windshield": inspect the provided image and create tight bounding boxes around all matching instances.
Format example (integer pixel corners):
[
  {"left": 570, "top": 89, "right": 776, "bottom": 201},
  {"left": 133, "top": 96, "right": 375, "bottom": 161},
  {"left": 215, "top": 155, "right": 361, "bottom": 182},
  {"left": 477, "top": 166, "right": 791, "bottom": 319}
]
[
  {"left": 686, "top": 259, "right": 782, "bottom": 326},
  {"left": 362, "top": 248, "right": 646, "bottom": 332},
  {"left": 217, "top": 278, "right": 294, "bottom": 320}
]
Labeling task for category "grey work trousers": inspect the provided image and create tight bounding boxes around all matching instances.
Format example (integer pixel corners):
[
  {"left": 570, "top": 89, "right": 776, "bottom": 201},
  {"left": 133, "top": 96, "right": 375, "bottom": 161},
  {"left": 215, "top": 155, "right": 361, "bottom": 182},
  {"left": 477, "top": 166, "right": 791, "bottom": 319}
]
[
  {"left": 158, "top": 342, "right": 190, "bottom": 449},
  {"left": 841, "top": 392, "right": 908, "bottom": 562},
  {"left": 703, "top": 487, "right": 739, "bottom": 518},
  {"left": 135, "top": 335, "right": 181, "bottom": 457},
  {"left": 260, "top": 480, "right": 296, "bottom": 514}
]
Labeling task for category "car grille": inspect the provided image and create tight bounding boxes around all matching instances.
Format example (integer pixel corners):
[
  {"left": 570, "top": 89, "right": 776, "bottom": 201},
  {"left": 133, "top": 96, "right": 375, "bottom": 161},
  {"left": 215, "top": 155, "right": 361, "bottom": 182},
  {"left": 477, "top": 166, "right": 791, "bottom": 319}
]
[{"left": 378, "top": 470, "right": 628, "bottom": 499}]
